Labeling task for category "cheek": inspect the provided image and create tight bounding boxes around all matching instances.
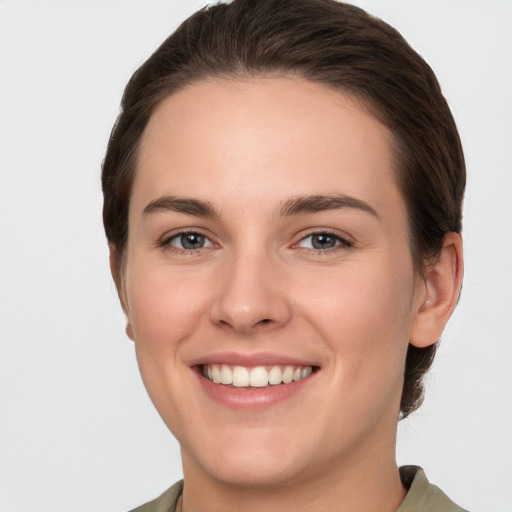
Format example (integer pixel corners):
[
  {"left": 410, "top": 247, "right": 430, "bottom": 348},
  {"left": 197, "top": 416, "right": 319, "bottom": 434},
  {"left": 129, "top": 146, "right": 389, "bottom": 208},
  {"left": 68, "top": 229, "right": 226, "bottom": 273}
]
[
  {"left": 294, "top": 258, "right": 415, "bottom": 385},
  {"left": 123, "top": 262, "right": 216, "bottom": 432},
  {"left": 125, "top": 262, "right": 213, "bottom": 353}
]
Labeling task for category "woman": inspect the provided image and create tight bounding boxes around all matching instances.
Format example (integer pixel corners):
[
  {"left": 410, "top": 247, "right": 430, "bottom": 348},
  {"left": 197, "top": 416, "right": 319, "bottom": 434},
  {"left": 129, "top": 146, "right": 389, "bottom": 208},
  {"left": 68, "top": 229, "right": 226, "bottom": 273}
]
[{"left": 102, "top": 0, "right": 465, "bottom": 510}]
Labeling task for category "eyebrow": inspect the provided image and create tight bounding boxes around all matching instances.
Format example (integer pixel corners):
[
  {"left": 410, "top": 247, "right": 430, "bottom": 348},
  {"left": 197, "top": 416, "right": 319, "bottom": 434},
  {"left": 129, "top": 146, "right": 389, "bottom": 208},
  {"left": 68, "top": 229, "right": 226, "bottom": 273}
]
[
  {"left": 280, "top": 194, "right": 379, "bottom": 219},
  {"left": 143, "top": 196, "right": 219, "bottom": 218},
  {"left": 142, "top": 193, "right": 379, "bottom": 220}
]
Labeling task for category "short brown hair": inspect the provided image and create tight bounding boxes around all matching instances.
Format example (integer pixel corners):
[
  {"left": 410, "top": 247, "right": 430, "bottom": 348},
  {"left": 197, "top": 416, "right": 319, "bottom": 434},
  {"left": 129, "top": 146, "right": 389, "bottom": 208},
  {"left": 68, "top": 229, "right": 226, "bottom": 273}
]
[{"left": 102, "top": 0, "right": 465, "bottom": 418}]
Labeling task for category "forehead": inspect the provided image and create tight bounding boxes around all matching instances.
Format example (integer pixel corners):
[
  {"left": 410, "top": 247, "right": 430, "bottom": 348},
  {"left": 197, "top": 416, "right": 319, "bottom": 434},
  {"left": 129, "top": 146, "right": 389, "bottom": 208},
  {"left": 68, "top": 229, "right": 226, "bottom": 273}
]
[{"left": 133, "top": 76, "right": 403, "bottom": 222}]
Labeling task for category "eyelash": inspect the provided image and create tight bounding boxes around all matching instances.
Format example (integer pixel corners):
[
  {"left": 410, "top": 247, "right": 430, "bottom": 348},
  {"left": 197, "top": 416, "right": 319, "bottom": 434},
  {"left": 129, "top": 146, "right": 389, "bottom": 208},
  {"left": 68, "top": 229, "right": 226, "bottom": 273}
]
[
  {"left": 160, "top": 229, "right": 215, "bottom": 255},
  {"left": 160, "top": 228, "right": 353, "bottom": 257},
  {"left": 293, "top": 230, "right": 354, "bottom": 254}
]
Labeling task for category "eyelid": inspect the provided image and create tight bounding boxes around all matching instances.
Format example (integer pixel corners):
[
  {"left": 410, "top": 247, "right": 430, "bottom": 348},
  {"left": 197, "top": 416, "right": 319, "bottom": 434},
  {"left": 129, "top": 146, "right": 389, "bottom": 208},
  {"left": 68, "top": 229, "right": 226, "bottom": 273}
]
[
  {"left": 159, "top": 227, "right": 218, "bottom": 252},
  {"left": 157, "top": 227, "right": 353, "bottom": 254},
  {"left": 293, "top": 228, "right": 354, "bottom": 251},
  {"left": 169, "top": 233, "right": 213, "bottom": 249}
]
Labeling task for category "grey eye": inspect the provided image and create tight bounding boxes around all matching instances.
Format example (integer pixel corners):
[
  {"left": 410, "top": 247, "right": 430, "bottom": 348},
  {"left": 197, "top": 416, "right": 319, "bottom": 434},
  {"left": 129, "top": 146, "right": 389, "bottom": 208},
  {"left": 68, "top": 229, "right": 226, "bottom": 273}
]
[
  {"left": 297, "top": 232, "right": 353, "bottom": 251},
  {"left": 170, "top": 233, "right": 212, "bottom": 250},
  {"left": 310, "top": 234, "right": 338, "bottom": 249},
  {"left": 299, "top": 233, "right": 339, "bottom": 250}
]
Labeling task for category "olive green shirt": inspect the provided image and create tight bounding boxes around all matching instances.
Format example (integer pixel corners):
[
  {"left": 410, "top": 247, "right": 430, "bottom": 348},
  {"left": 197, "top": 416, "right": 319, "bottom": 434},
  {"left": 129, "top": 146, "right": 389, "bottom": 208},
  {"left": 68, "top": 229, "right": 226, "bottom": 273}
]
[{"left": 129, "top": 466, "right": 468, "bottom": 512}]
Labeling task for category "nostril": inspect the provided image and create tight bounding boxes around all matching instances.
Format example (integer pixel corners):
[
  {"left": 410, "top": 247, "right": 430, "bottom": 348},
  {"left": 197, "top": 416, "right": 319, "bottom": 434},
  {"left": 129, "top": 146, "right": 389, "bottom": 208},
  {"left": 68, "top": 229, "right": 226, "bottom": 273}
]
[{"left": 252, "top": 318, "right": 272, "bottom": 328}]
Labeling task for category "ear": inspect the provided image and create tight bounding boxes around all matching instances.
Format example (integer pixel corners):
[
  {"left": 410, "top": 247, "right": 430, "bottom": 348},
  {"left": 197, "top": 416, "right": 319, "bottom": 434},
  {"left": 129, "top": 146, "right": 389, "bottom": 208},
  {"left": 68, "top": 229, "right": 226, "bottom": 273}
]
[
  {"left": 409, "top": 232, "right": 463, "bottom": 348},
  {"left": 109, "top": 244, "right": 134, "bottom": 341}
]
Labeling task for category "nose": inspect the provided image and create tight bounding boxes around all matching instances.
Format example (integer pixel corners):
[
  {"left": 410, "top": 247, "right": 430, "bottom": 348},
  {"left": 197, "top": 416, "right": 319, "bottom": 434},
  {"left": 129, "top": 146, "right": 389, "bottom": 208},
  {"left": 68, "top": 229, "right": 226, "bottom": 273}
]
[{"left": 209, "top": 248, "right": 292, "bottom": 335}]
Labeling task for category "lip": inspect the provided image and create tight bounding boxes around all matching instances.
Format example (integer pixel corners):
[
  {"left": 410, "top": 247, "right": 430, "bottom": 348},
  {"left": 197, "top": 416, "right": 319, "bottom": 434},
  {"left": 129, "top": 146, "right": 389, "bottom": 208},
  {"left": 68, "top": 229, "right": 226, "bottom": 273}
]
[
  {"left": 196, "top": 369, "right": 317, "bottom": 410},
  {"left": 189, "top": 351, "right": 318, "bottom": 368},
  {"left": 190, "top": 352, "right": 320, "bottom": 410}
]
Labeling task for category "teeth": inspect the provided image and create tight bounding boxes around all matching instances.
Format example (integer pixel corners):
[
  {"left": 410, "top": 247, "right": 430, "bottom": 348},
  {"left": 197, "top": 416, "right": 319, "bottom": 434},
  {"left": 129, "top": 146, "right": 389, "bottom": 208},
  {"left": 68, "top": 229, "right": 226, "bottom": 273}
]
[
  {"left": 203, "top": 364, "right": 314, "bottom": 388},
  {"left": 220, "top": 364, "right": 233, "bottom": 385},
  {"left": 301, "top": 366, "right": 312, "bottom": 379},
  {"left": 232, "top": 366, "right": 249, "bottom": 387},
  {"left": 268, "top": 366, "right": 282, "bottom": 385},
  {"left": 249, "top": 366, "right": 268, "bottom": 387},
  {"left": 282, "top": 366, "right": 294, "bottom": 384},
  {"left": 212, "top": 365, "right": 222, "bottom": 384}
]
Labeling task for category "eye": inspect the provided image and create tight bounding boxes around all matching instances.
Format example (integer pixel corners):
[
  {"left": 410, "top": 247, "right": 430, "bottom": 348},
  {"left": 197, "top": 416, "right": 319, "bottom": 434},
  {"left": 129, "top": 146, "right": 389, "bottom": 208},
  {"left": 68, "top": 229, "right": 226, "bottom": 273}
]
[
  {"left": 167, "top": 232, "right": 213, "bottom": 250},
  {"left": 297, "top": 232, "right": 352, "bottom": 251}
]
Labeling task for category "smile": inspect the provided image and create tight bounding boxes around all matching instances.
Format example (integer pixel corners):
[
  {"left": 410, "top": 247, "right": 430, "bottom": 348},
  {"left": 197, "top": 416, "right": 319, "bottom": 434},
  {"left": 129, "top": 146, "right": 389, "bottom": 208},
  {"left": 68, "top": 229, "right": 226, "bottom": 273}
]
[{"left": 202, "top": 364, "right": 314, "bottom": 388}]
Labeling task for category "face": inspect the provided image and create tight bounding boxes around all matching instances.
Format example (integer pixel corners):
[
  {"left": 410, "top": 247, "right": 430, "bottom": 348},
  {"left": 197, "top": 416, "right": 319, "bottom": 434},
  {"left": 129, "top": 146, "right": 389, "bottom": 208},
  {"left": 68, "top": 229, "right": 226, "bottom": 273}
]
[{"left": 120, "top": 77, "right": 427, "bottom": 487}]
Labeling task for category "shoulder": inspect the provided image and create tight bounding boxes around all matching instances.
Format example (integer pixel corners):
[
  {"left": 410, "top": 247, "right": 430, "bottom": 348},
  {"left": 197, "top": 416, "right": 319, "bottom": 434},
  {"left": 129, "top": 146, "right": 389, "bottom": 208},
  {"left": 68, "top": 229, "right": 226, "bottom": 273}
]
[
  {"left": 398, "top": 466, "right": 469, "bottom": 512},
  {"left": 127, "top": 480, "right": 183, "bottom": 512},
  {"left": 126, "top": 470, "right": 468, "bottom": 512}
]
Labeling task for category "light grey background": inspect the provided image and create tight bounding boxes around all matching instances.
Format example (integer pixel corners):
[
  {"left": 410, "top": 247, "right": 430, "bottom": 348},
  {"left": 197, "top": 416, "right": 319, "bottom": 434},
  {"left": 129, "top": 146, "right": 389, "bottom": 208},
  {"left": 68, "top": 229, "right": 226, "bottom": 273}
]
[{"left": 1, "top": 1, "right": 511, "bottom": 511}]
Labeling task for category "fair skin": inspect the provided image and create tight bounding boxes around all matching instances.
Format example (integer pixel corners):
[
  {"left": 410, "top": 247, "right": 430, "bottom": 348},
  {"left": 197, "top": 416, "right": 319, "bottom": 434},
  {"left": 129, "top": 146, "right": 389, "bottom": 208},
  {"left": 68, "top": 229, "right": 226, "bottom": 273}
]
[{"left": 111, "top": 77, "right": 463, "bottom": 512}]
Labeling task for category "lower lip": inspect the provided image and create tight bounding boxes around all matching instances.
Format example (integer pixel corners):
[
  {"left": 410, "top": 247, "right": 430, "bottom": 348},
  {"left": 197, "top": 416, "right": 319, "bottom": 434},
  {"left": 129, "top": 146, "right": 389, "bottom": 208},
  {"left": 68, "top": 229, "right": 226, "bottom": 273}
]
[{"left": 196, "top": 370, "right": 317, "bottom": 410}]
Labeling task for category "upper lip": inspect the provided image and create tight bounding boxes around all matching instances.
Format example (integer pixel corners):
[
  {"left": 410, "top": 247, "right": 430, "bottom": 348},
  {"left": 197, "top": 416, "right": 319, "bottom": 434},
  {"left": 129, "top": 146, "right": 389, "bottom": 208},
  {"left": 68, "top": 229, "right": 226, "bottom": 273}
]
[{"left": 188, "top": 351, "right": 319, "bottom": 368}]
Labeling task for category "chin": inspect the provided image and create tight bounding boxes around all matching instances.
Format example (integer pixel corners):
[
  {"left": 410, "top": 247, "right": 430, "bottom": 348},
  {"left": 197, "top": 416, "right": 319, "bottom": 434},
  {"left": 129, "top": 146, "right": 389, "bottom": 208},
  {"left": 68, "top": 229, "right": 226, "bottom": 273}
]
[
  {"left": 181, "top": 424, "right": 330, "bottom": 490},
  {"left": 200, "top": 451, "right": 308, "bottom": 488}
]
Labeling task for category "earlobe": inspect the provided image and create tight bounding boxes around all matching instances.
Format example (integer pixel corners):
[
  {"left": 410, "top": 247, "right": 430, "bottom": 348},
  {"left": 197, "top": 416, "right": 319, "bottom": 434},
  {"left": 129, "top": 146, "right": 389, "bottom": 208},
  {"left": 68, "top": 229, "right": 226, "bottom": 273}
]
[
  {"left": 109, "top": 244, "right": 135, "bottom": 341},
  {"left": 410, "top": 232, "right": 463, "bottom": 348},
  {"left": 125, "top": 322, "right": 135, "bottom": 341}
]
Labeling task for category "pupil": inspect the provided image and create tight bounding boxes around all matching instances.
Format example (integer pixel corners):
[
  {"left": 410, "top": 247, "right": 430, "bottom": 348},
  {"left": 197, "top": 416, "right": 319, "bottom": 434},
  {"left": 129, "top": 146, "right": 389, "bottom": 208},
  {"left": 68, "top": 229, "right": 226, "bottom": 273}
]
[
  {"left": 181, "top": 233, "right": 204, "bottom": 249},
  {"left": 312, "top": 234, "right": 336, "bottom": 249}
]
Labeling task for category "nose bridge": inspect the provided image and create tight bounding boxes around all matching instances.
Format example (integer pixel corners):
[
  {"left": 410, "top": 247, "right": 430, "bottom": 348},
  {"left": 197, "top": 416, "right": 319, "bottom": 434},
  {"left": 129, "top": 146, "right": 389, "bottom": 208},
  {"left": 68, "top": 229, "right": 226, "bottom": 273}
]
[{"left": 210, "top": 241, "right": 291, "bottom": 333}]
